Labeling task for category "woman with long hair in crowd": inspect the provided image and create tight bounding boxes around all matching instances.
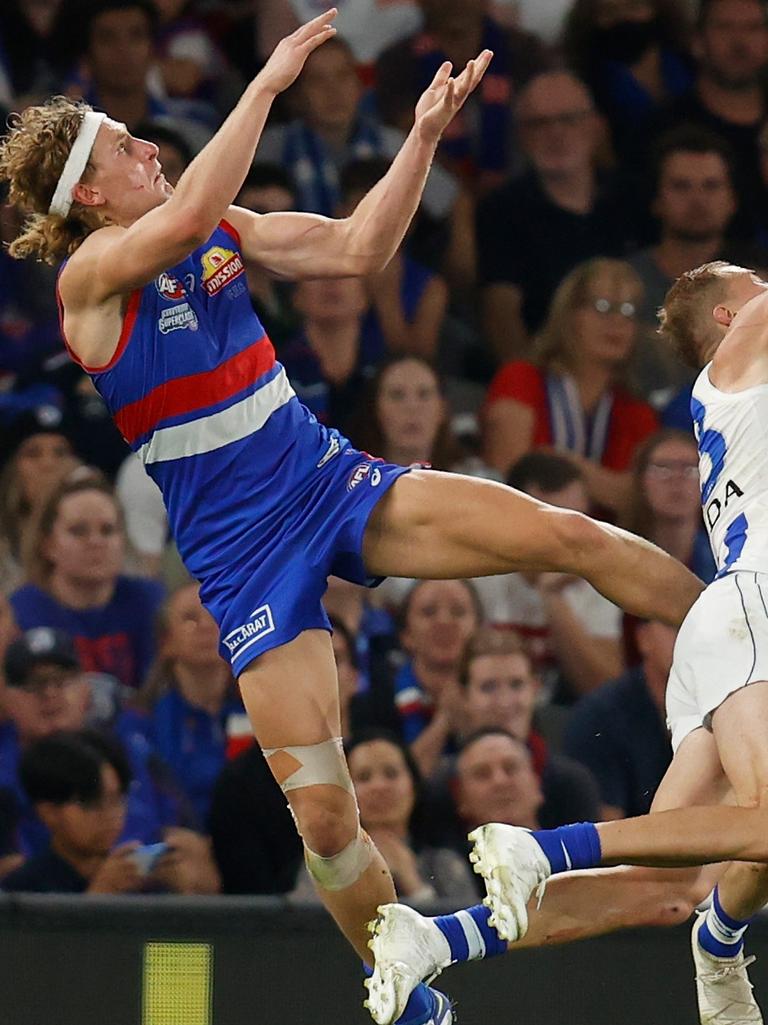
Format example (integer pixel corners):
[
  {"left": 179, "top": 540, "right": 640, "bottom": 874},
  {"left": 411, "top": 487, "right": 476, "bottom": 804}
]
[
  {"left": 352, "top": 354, "right": 466, "bottom": 473},
  {"left": 10, "top": 473, "right": 164, "bottom": 690},
  {"left": 137, "top": 582, "right": 241, "bottom": 825},
  {"left": 0, "top": 408, "right": 79, "bottom": 592},
  {"left": 623, "top": 428, "right": 715, "bottom": 583},
  {"left": 483, "top": 257, "right": 658, "bottom": 513}
]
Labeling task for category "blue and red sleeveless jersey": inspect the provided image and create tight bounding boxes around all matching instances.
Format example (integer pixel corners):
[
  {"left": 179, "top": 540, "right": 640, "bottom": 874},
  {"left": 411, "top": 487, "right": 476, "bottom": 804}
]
[{"left": 57, "top": 220, "right": 347, "bottom": 603}]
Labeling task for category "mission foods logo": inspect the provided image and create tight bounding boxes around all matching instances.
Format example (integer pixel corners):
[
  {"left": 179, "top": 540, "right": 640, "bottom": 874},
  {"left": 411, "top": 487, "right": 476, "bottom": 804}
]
[{"left": 201, "top": 245, "right": 245, "bottom": 297}]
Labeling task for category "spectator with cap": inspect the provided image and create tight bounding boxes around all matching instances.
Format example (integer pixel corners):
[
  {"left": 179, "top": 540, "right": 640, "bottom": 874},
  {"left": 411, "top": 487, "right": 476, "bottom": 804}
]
[
  {"left": 0, "top": 406, "right": 80, "bottom": 594},
  {"left": 473, "top": 452, "right": 625, "bottom": 704},
  {"left": 10, "top": 473, "right": 164, "bottom": 690},
  {"left": 477, "top": 72, "right": 637, "bottom": 362},
  {"left": 482, "top": 259, "right": 658, "bottom": 511},
  {"left": 1, "top": 729, "right": 218, "bottom": 893},
  {"left": 136, "top": 583, "right": 242, "bottom": 825},
  {"left": 563, "top": 620, "right": 675, "bottom": 819},
  {"left": 0, "top": 626, "right": 219, "bottom": 892}
]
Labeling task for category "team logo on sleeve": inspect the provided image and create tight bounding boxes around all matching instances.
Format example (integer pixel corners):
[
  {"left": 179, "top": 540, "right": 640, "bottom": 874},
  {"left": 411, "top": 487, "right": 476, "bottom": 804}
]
[
  {"left": 155, "top": 272, "right": 186, "bottom": 300},
  {"left": 201, "top": 245, "right": 245, "bottom": 296}
]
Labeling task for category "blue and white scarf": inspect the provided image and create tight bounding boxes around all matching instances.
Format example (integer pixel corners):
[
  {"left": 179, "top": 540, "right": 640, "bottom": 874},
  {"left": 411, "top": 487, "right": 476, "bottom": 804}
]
[
  {"left": 546, "top": 373, "right": 614, "bottom": 461},
  {"left": 282, "top": 115, "right": 385, "bottom": 215}
]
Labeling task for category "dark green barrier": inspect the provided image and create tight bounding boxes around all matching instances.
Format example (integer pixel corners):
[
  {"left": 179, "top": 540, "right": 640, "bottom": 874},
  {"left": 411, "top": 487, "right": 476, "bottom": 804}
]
[{"left": 2, "top": 895, "right": 768, "bottom": 1025}]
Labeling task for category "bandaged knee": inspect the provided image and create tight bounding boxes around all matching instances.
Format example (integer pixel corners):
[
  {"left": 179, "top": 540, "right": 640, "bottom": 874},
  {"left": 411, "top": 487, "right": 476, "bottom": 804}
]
[
  {"left": 304, "top": 826, "right": 374, "bottom": 891},
  {"left": 262, "top": 736, "right": 372, "bottom": 888}
]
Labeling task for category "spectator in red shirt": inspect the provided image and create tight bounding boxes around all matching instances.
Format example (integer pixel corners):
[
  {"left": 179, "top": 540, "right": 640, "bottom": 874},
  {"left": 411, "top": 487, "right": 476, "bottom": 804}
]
[{"left": 483, "top": 257, "right": 658, "bottom": 513}]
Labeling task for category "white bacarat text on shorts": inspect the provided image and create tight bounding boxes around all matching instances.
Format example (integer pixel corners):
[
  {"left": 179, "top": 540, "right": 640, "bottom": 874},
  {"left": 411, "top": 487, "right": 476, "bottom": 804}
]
[{"left": 223, "top": 604, "right": 276, "bottom": 659}]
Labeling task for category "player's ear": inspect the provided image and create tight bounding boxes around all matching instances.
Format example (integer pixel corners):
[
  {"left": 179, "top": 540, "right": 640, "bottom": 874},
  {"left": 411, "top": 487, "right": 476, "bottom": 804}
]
[
  {"left": 72, "top": 181, "right": 105, "bottom": 208},
  {"left": 712, "top": 303, "right": 734, "bottom": 328}
]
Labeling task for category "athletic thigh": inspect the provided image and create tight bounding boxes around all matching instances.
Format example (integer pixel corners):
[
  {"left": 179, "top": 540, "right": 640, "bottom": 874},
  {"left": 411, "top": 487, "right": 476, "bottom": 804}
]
[
  {"left": 650, "top": 727, "right": 733, "bottom": 812},
  {"left": 362, "top": 469, "right": 597, "bottom": 579},
  {"left": 712, "top": 679, "right": 768, "bottom": 807},
  {"left": 237, "top": 628, "right": 342, "bottom": 748}
]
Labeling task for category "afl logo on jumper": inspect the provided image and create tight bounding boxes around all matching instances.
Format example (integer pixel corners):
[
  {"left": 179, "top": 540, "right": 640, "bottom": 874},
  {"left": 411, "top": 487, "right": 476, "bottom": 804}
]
[
  {"left": 201, "top": 245, "right": 245, "bottom": 296},
  {"left": 155, "top": 272, "right": 186, "bottom": 301},
  {"left": 347, "top": 463, "right": 371, "bottom": 492}
]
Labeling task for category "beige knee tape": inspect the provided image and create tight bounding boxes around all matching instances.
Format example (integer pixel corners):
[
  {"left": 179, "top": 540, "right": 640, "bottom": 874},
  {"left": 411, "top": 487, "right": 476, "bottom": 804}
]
[
  {"left": 262, "top": 737, "right": 355, "bottom": 796},
  {"left": 304, "top": 827, "right": 374, "bottom": 891}
]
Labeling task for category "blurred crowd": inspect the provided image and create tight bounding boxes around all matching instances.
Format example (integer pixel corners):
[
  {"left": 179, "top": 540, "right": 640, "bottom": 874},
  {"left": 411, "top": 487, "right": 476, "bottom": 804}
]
[{"left": 0, "top": 0, "right": 758, "bottom": 898}]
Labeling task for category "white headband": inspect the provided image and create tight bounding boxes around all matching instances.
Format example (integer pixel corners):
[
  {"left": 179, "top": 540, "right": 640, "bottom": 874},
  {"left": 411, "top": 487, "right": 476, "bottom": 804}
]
[{"left": 48, "top": 111, "right": 106, "bottom": 218}]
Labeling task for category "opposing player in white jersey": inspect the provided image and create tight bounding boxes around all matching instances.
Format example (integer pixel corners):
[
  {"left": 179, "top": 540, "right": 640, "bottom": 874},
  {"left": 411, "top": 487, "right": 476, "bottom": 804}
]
[{"left": 365, "top": 262, "right": 768, "bottom": 1025}]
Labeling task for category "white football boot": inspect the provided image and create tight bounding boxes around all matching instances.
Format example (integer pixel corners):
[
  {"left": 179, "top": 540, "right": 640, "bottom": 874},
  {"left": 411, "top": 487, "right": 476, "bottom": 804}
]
[
  {"left": 691, "top": 913, "right": 763, "bottom": 1024},
  {"left": 364, "top": 904, "right": 453, "bottom": 1025},
  {"left": 468, "top": 823, "right": 551, "bottom": 942}
]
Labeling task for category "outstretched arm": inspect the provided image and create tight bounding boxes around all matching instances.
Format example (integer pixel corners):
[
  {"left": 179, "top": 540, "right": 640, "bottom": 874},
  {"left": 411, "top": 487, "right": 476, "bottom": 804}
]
[
  {"left": 226, "top": 52, "right": 493, "bottom": 279},
  {"left": 78, "top": 10, "right": 340, "bottom": 301}
]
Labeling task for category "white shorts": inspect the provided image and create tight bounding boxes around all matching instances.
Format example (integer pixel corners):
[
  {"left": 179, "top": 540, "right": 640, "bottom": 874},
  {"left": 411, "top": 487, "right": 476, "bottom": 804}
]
[{"left": 667, "top": 571, "right": 768, "bottom": 752}]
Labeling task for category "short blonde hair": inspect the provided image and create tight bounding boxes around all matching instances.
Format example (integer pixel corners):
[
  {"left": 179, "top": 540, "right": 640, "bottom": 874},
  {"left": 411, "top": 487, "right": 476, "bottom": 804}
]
[
  {"left": 0, "top": 96, "right": 102, "bottom": 265},
  {"left": 658, "top": 261, "right": 748, "bottom": 368}
]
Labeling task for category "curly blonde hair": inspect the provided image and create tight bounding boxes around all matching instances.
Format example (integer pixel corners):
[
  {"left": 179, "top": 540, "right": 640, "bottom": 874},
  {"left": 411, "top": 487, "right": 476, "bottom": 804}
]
[
  {"left": 658, "top": 261, "right": 746, "bottom": 369},
  {"left": 0, "top": 96, "right": 103, "bottom": 265}
]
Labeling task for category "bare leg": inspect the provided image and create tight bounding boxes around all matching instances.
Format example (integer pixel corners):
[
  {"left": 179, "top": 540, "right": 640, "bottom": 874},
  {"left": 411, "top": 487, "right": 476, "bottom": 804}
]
[
  {"left": 517, "top": 727, "right": 729, "bottom": 948},
  {"left": 238, "top": 629, "right": 396, "bottom": 961},
  {"left": 364, "top": 471, "right": 703, "bottom": 627},
  {"left": 710, "top": 682, "right": 768, "bottom": 919}
]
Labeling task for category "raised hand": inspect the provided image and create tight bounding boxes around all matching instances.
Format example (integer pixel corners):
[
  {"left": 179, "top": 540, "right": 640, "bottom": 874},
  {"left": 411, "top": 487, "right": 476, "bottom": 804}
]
[
  {"left": 415, "top": 50, "right": 494, "bottom": 145},
  {"left": 256, "top": 8, "right": 338, "bottom": 96}
]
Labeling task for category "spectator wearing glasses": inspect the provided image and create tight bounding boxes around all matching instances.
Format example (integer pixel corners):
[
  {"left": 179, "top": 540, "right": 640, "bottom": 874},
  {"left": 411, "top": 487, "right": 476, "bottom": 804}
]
[
  {"left": 483, "top": 258, "right": 658, "bottom": 513},
  {"left": 620, "top": 429, "right": 714, "bottom": 668},
  {"left": 477, "top": 71, "right": 635, "bottom": 363},
  {"left": 0, "top": 627, "right": 219, "bottom": 890},
  {"left": 623, "top": 429, "right": 716, "bottom": 583}
]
